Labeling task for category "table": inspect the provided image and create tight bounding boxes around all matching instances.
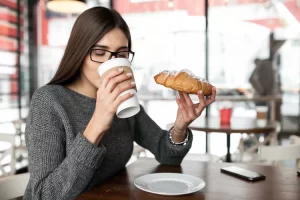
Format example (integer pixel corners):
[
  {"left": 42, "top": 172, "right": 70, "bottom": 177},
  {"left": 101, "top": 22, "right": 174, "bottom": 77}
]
[
  {"left": 138, "top": 94, "right": 282, "bottom": 121},
  {"left": 168, "top": 117, "right": 277, "bottom": 162},
  {"left": 77, "top": 158, "right": 300, "bottom": 200}
]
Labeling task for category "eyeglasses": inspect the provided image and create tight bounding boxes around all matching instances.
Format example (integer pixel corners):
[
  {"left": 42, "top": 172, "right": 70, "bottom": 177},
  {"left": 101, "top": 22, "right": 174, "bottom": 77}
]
[{"left": 89, "top": 48, "right": 135, "bottom": 63}]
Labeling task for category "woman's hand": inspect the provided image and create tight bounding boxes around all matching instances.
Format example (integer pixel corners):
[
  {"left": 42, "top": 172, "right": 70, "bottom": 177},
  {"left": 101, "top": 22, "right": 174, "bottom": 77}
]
[
  {"left": 172, "top": 87, "right": 216, "bottom": 143},
  {"left": 83, "top": 68, "right": 136, "bottom": 144}
]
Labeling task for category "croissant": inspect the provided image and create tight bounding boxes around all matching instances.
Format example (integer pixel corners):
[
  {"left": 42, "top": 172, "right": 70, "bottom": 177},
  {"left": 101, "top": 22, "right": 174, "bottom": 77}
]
[{"left": 154, "top": 70, "right": 213, "bottom": 96}]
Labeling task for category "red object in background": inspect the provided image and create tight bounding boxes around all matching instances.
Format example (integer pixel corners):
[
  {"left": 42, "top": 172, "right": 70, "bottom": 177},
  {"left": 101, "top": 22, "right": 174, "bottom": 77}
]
[{"left": 220, "top": 108, "right": 232, "bottom": 125}]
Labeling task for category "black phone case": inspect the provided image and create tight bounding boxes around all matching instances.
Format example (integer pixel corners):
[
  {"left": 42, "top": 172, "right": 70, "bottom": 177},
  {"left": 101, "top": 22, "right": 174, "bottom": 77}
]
[{"left": 221, "top": 167, "right": 266, "bottom": 181}]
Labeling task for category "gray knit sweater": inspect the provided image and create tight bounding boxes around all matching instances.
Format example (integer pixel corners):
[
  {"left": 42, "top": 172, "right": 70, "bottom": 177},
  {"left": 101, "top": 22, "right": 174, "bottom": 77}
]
[{"left": 23, "top": 85, "right": 193, "bottom": 200}]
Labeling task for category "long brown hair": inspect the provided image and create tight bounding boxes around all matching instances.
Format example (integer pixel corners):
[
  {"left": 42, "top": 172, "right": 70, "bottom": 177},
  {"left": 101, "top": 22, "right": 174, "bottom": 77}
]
[{"left": 48, "top": 7, "right": 132, "bottom": 85}]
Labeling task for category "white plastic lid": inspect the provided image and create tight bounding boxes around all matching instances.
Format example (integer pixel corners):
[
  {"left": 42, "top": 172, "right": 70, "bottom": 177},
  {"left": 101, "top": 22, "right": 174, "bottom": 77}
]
[{"left": 256, "top": 106, "right": 268, "bottom": 112}]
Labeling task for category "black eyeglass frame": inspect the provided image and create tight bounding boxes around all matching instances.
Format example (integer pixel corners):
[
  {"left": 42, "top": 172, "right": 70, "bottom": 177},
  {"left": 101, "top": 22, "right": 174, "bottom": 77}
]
[{"left": 89, "top": 48, "right": 135, "bottom": 63}]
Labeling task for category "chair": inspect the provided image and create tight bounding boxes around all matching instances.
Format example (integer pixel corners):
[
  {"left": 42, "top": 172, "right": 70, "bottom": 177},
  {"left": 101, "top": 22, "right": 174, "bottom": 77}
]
[
  {"left": 237, "top": 121, "right": 280, "bottom": 154},
  {"left": 258, "top": 135, "right": 300, "bottom": 167},
  {"left": 132, "top": 143, "right": 146, "bottom": 158},
  {"left": 0, "top": 119, "right": 28, "bottom": 177},
  {"left": 12, "top": 119, "right": 27, "bottom": 146},
  {"left": 0, "top": 172, "right": 29, "bottom": 200},
  {"left": 0, "top": 134, "right": 16, "bottom": 176},
  {"left": 233, "top": 121, "right": 281, "bottom": 163},
  {"left": 289, "top": 135, "right": 300, "bottom": 167}
]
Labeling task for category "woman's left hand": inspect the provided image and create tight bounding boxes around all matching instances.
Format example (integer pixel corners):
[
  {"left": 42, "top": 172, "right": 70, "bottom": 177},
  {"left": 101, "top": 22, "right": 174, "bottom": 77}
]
[{"left": 172, "top": 87, "right": 216, "bottom": 141}]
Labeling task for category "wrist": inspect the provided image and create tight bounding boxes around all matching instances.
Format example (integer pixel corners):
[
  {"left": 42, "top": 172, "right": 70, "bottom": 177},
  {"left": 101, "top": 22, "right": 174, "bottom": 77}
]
[
  {"left": 83, "top": 116, "right": 106, "bottom": 145},
  {"left": 169, "top": 127, "right": 189, "bottom": 145},
  {"left": 170, "top": 127, "right": 188, "bottom": 144},
  {"left": 173, "top": 126, "right": 187, "bottom": 136}
]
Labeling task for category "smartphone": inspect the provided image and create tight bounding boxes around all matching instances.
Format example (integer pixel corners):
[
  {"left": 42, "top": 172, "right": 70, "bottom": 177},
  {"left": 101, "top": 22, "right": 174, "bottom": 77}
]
[{"left": 221, "top": 166, "right": 266, "bottom": 181}]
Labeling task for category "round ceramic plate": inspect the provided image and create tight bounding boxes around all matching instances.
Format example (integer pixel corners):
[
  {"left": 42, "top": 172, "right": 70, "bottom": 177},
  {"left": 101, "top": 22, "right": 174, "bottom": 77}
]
[{"left": 134, "top": 173, "right": 205, "bottom": 196}]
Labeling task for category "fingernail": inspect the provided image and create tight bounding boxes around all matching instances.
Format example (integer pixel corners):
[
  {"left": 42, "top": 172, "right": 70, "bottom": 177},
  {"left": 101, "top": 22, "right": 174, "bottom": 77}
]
[
  {"left": 127, "top": 73, "right": 132, "bottom": 77},
  {"left": 118, "top": 68, "right": 124, "bottom": 72},
  {"left": 199, "top": 90, "right": 203, "bottom": 94},
  {"left": 176, "top": 95, "right": 180, "bottom": 99},
  {"left": 131, "top": 81, "right": 136, "bottom": 85},
  {"left": 130, "top": 91, "right": 135, "bottom": 95}
]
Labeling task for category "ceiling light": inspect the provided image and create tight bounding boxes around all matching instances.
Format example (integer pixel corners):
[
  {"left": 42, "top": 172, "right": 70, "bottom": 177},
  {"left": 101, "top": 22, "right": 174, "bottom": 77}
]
[{"left": 46, "top": 0, "right": 87, "bottom": 14}]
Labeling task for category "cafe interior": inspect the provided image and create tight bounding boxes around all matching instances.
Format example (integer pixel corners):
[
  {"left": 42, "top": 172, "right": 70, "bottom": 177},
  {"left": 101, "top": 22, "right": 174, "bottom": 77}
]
[{"left": 0, "top": 0, "right": 300, "bottom": 199}]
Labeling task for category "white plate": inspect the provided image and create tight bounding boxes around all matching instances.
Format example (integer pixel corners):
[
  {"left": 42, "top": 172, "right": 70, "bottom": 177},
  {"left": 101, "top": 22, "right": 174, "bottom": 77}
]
[{"left": 134, "top": 173, "right": 205, "bottom": 196}]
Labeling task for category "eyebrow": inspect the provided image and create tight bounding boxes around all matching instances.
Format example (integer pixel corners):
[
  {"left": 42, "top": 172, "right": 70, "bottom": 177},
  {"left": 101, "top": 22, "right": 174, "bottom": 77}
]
[
  {"left": 93, "top": 45, "right": 109, "bottom": 49},
  {"left": 118, "top": 46, "right": 129, "bottom": 51},
  {"left": 93, "top": 44, "right": 129, "bottom": 51}
]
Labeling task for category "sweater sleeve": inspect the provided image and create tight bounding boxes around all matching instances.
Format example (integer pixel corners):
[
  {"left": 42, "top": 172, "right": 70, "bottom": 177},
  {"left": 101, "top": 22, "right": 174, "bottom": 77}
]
[
  {"left": 133, "top": 105, "right": 193, "bottom": 165},
  {"left": 24, "top": 90, "right": 106, "bottom": 200}
]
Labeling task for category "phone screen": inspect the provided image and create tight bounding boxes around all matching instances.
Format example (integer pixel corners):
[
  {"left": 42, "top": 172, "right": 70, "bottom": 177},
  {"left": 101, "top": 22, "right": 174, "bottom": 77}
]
[{"left": 221, "top": 166, "right": 266, "bottom": 181}]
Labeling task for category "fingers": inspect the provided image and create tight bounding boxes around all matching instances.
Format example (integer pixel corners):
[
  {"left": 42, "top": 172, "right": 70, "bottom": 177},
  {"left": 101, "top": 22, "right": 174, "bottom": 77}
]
[
  {"left": 105, "top": 72, "right": 133, "bottom": 93},
  {"left": 110, "top": 81, "right": 136, "bottom": 101},
  {"left": 182, "top": 92, "right": 194, "bottom": 107},
  {"left": 182, "top": 92, "right": 197, "bottom": 118},
  {"left": 178, "top": 92, "right": 186, "bottom": 108},
  {"left": 175, "top": 95, "right": 191, "bottom": 121},
  {"left": 195, "top": 90, "right": 205, "bottom": 114},
  {"left": 205, "top": 87, "right": 216, "bottom": 106},
  {"left": 96, "top": 67, "right": 137, "bottom": 117},
  {"left": 99, "top": 68, "right": 125, "bottom": 91},
  {"left": 176, "top": 93, "right": 197, "bottom": 123},
  {"left": 112, "top": 92, "right": 135, "bottom": 110},
  {"left": 195, "top": 87, "right": 216, "bottom": 115},
  {"left": 176, "top": 94, "right": 185, "bottom": 110}
]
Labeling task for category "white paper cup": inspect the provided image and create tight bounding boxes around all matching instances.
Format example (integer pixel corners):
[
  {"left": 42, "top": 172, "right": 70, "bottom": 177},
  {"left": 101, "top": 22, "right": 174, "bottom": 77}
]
[
  {"left": 256, "top": 106, "right": 268, "bottom": 120},
  {"left": 98, "top": 58, "right": 140, "bottom": 118},
  {"left": 257, "top": 119, "right": 267, "bottom": 127}
]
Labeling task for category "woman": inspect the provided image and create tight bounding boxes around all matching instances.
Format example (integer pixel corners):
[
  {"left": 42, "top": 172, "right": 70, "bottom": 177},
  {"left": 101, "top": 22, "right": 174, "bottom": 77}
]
[{"left": 24, "top": 6, "right": 216, "bottom": 200}]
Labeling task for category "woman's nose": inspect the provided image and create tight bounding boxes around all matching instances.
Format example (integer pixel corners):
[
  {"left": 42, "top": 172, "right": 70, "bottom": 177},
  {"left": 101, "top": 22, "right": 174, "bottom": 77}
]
[
  {"left": 108, "top": 54, "right": 116, "bottom": 60},
  {"left": 109, "top": 52, "right": 118, "bottom": 59}
]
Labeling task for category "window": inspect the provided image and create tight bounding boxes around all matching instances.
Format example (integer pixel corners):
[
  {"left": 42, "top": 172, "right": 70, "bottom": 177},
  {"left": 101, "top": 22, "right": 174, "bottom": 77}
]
[{"left": 0, "top": 0, "right": 29, "bottom": 122}]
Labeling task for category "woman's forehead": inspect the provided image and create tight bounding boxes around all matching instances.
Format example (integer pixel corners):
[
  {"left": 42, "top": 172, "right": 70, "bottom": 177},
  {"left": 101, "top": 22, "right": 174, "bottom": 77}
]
[{"left": 95, "top": 28, "right": 128, "bottom": 50}]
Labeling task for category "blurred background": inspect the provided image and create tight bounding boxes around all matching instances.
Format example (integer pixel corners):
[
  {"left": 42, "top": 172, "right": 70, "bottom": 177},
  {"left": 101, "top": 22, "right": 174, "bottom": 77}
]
[{"left": 0, "top": 0, "right": 300, "bottom": 177}]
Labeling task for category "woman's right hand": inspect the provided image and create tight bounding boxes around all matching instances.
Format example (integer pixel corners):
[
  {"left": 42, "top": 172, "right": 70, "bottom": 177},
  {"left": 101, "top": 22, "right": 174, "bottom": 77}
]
[{"left": 83, "top": 68, "right": 135, "bottom": 144}]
